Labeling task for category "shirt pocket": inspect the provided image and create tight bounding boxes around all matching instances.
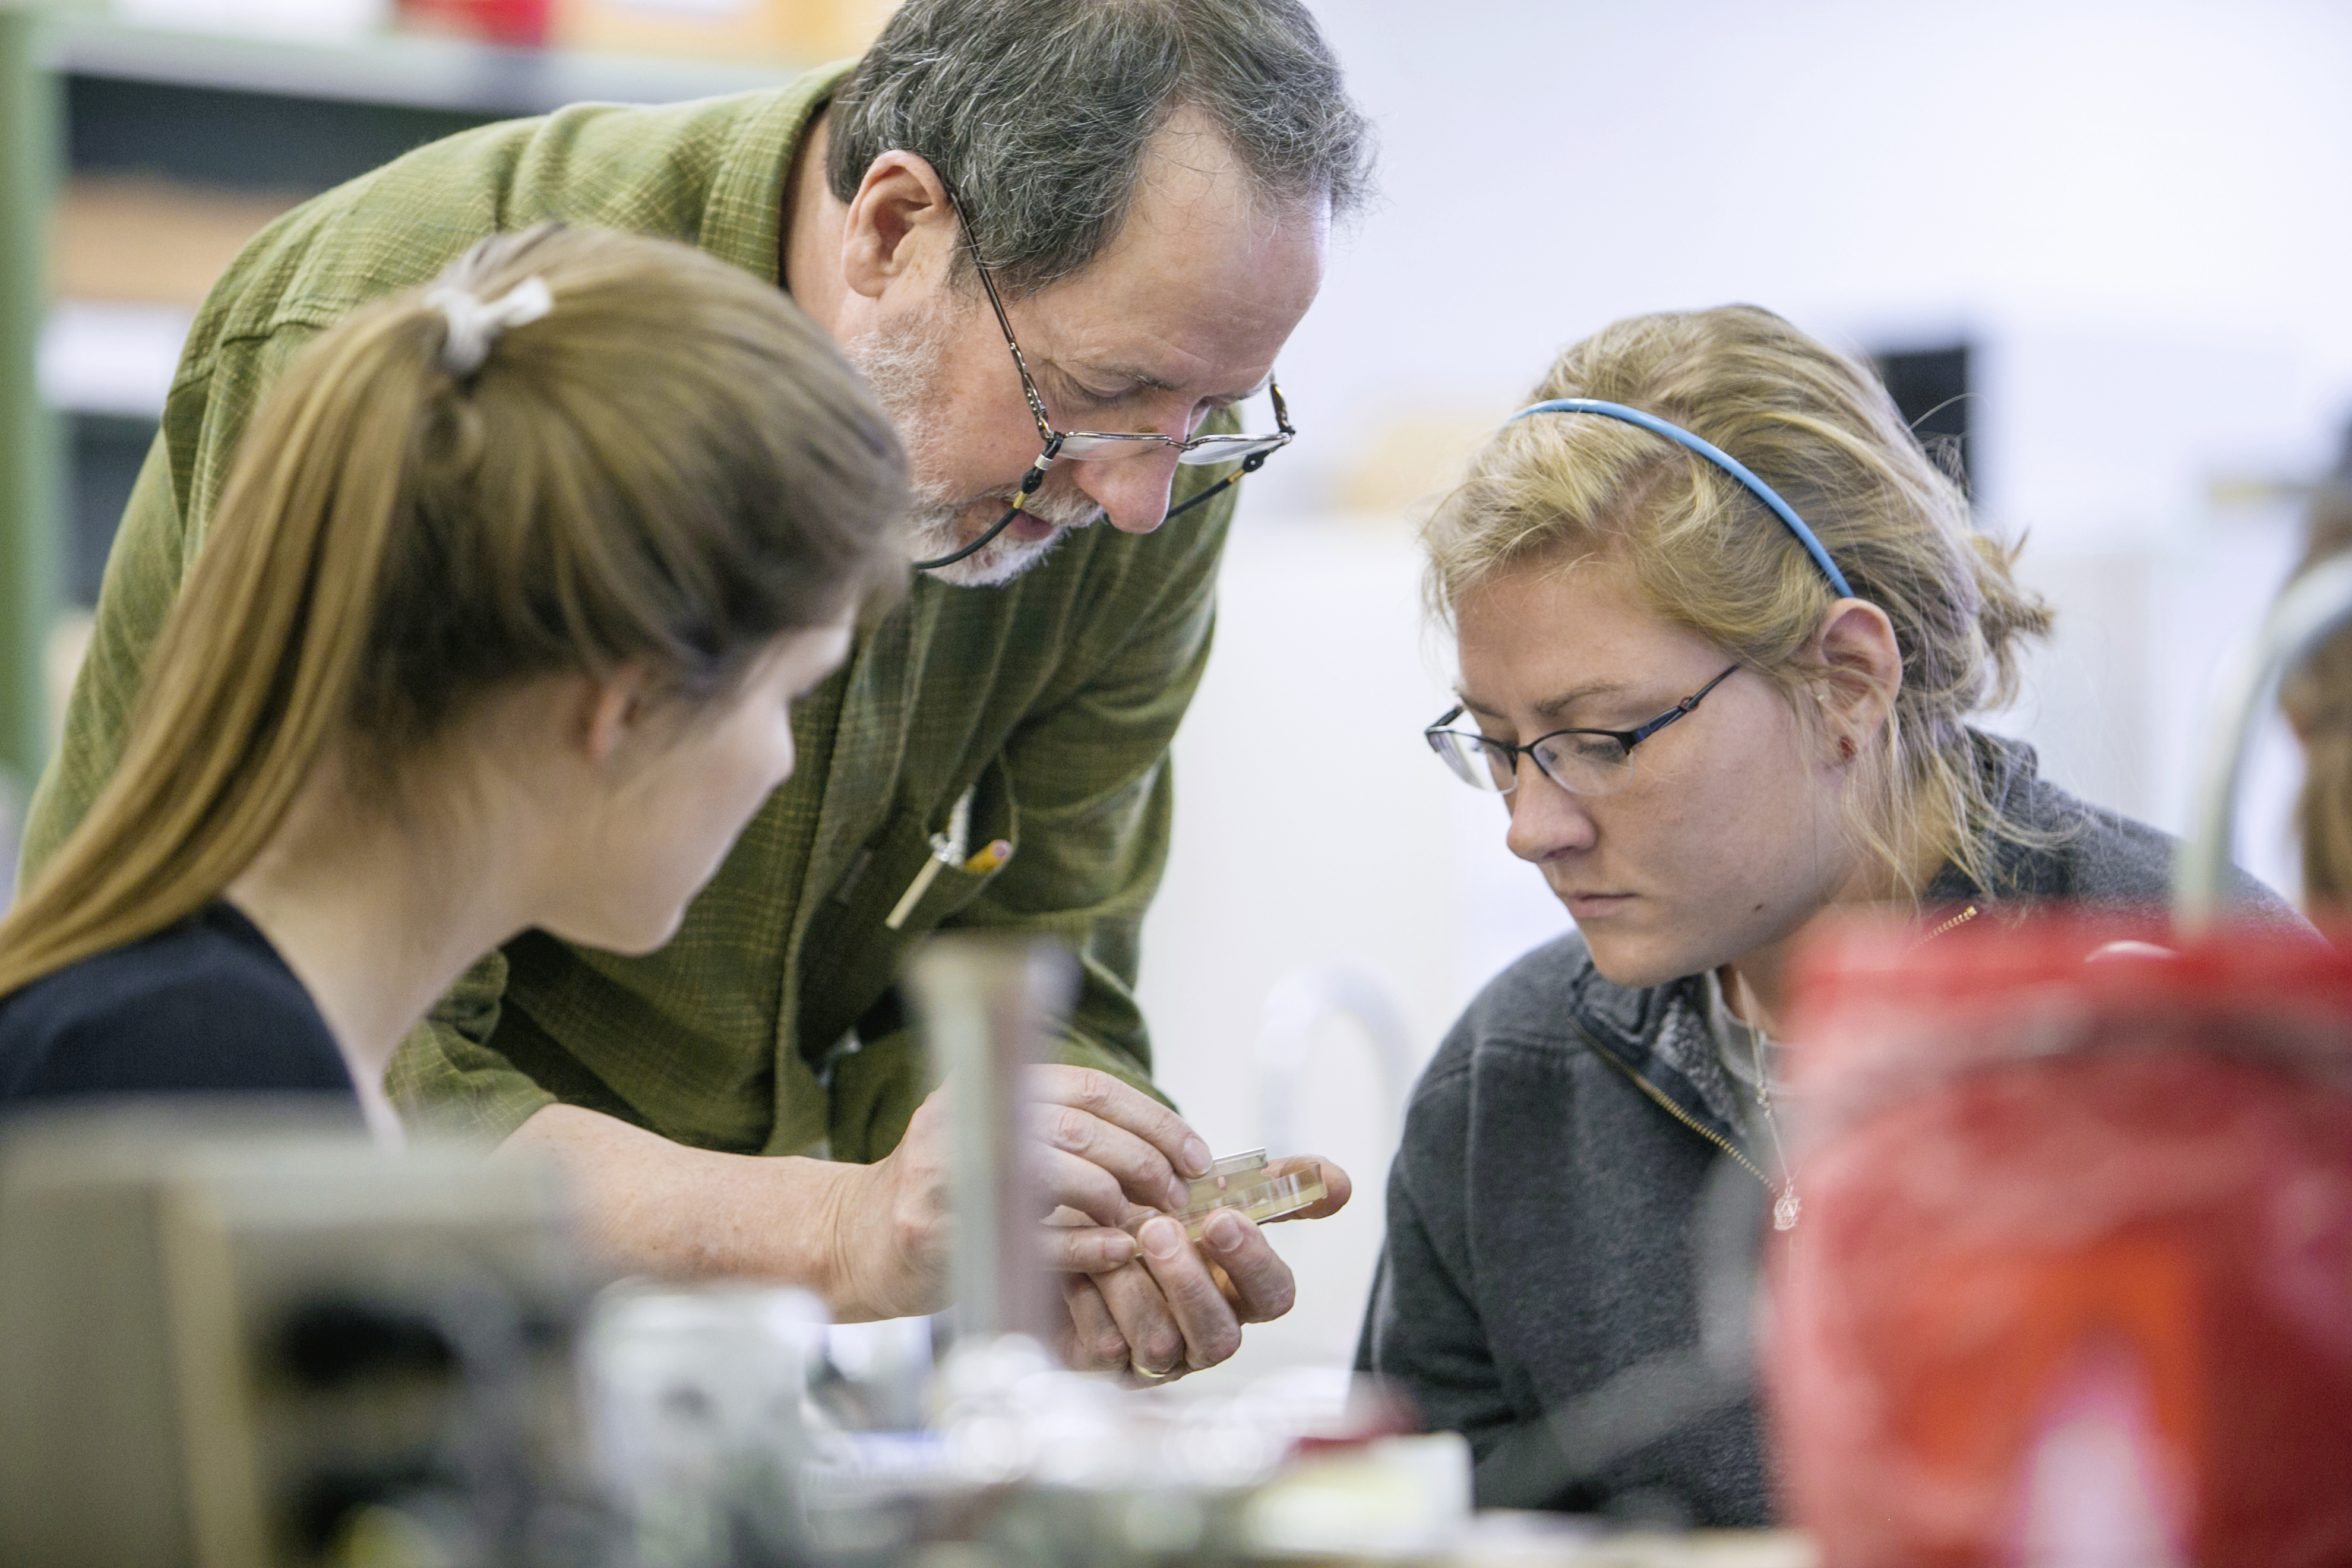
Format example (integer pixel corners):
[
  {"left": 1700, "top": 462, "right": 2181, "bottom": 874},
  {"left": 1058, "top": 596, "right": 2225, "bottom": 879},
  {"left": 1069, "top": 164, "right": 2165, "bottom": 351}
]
[{"left": 794, "top": 758, "right": 1019, "bottom": 1076}]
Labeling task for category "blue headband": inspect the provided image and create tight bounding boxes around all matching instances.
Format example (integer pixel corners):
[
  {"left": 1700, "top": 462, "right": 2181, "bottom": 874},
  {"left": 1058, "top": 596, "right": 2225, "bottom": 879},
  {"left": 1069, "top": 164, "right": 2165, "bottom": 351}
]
[{"left": 1507, "top": 398, "right": 1855, "bottom": 599}]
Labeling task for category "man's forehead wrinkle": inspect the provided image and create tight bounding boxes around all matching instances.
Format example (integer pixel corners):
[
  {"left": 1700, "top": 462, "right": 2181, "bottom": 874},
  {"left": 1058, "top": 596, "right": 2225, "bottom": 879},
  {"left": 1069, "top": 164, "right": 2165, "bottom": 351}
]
[
  {"left": 1005, "top": 106, "right": 1311, "bottom": 412},
  {"left": 1052, "top": 353, "right": 1272, "bottom": 404},
  {"left": 1038, "top": 315, "right": 1228, "bottom": 401},
  {"left": 1040, "top": 273, "right": 1288, "bottom": 398}
]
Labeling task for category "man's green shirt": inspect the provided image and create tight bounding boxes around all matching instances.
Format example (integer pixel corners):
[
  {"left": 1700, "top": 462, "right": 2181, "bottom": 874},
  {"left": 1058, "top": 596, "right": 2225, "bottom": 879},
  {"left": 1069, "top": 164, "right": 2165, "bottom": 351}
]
[{"left": 20, "top": 65, "right": 1237, "bottom": 1163}]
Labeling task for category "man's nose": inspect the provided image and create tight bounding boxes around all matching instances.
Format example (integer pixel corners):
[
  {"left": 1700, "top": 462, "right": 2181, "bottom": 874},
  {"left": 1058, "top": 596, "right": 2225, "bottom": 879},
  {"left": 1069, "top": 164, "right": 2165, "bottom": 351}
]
[
  {"left": 1504, "top": 765, "right": 1599, "bottom": 865},
  {"left": 1071, "top": 445, "right": 1184, "bottom": 535}
]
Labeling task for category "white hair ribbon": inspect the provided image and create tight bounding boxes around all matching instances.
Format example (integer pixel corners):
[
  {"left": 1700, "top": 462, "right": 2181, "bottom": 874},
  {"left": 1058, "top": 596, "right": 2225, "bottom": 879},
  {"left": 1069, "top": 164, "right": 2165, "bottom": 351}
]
[{"left": 426, "top": 274, "right": 554, "bottom": 377}]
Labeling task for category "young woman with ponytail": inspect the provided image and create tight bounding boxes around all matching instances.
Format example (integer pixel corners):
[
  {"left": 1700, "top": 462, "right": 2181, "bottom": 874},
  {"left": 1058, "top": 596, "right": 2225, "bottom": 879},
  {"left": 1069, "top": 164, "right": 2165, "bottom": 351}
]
[
  {"left": 0, "top": 224, "right": 908, "bottom": 1140},
  {"left": 1357, "top": 306, "right": 2305, "bottom": 1523}
]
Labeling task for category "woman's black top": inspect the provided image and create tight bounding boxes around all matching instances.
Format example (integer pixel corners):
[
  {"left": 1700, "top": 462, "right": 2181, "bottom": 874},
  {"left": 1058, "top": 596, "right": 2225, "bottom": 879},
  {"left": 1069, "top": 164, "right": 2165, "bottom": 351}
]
[{"left": 0, "top": 900, "right": 358, "bottom": 1109}]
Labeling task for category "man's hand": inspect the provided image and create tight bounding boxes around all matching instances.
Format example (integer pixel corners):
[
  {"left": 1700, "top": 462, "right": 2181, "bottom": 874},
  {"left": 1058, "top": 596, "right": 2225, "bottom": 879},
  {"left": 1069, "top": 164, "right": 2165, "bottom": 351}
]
[
  {"left": 821, "top": 1064, "right": 1219, "bottom": 1320},
  {"left": 504, "top": 1087, "right": 1349, "bottom": 1377},
  {"left": 1055, "top": 1155, "right": 1352, "bottom": 1383}
]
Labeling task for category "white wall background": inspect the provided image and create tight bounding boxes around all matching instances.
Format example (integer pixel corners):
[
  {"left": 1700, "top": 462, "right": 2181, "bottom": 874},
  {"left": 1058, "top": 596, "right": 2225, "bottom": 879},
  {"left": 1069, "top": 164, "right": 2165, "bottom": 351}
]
[{"left": 1142, "top": 0, "right": 2352, "bottom": 1382}]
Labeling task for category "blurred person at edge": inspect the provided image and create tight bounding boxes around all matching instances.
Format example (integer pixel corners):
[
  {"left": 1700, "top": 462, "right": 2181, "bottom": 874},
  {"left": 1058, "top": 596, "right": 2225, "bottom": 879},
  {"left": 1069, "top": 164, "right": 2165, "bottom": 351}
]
[
  {"left": 0, "top": 226, "right": 903, "bottom": 1142},
  {"left": 18, "top": 0, "right": 1370, "bottom": 1379},
  {"left": 1357, "top": 306, "right": 2308, "bottom": 1523},
  {"left": 2281, "top": 426, "right": 2352, "bottom": 921}
]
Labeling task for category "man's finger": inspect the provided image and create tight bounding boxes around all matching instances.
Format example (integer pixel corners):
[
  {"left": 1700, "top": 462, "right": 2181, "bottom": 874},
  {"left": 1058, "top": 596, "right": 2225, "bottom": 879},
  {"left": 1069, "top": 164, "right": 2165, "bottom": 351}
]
[
  {"left": 1028, "top": 1100, "right": 1189, "bottom": 1213},
  {"left": 1058, "top": 1274, "right": 1134, "bottom": 1374},
  {"left": 1095, "top": 1255, "right": 1189, "bottom": 1379},
  {"left": 1264, "top": 1154, "right": 1352, "bottom": 1222},
  {"left": 1038, "top": 1219, "right": 1138, "bottom": 1275},
  {"left": 1030, "top": 1065, "right": 1212, "bottom": 1181},
  {"left": 1133, "top": 1215, "right": 1245, "bottom": 1371},
  {"left": 1033, "top": 1145, "right": 1134, "bottom": 1229},
  {"left": 1194, "top": 1208, "right": 1297, "bottom": 1324}
]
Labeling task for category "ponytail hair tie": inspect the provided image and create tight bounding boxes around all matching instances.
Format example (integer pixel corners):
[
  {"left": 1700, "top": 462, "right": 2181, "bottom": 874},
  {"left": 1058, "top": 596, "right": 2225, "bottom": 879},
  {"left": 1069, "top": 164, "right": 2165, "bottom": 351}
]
[{"left": 426, "top": 275, "right": 554, "bottom": 377}]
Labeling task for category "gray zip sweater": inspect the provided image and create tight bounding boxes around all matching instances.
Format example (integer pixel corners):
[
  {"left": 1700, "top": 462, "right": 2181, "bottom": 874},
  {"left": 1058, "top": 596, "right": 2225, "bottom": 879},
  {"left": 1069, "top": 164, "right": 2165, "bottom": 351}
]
[{"left": 1354, "top": 737, "right": 2305, "bottom": 1524}]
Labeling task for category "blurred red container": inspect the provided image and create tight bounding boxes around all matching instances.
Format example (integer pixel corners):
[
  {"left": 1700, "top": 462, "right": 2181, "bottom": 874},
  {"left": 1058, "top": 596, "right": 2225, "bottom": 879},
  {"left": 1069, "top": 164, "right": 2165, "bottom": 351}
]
[
  {"left": 398, "top": 0, "right": 552, "bottom": 47},
  {"left": 1771, "top": 918, "right": 2352, "bottom": 1568}
]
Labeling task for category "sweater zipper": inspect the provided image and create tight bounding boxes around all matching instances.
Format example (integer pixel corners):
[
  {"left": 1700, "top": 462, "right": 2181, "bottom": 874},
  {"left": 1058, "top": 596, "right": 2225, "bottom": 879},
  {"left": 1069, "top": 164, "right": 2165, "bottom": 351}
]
[
  {"left": 1580, "top": 901, "right": 1984, "bottom": 1194},
  {"left": 1584, "top": 1037, "right": 1772, "bottom": 1190},
  {"left": 1915, "top": 902, "right": 1980, "bottom": 947}
]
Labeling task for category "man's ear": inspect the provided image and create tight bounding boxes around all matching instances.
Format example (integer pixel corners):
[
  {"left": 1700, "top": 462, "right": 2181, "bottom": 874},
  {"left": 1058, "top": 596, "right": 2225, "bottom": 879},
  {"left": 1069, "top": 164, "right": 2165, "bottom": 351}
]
[
  {"left": 840, "top": 150, "right": 959, "bottom": 302},
  {"left": 1811, "top": 598, "right": 1904, "bottom": 757}
]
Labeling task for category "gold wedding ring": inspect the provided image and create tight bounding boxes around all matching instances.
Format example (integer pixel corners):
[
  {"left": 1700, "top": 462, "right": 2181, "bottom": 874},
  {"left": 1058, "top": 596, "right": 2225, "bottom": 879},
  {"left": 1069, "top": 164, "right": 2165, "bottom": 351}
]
[{"left": 1128, "top": 1360, "right": 1173, "bottom": 1380}]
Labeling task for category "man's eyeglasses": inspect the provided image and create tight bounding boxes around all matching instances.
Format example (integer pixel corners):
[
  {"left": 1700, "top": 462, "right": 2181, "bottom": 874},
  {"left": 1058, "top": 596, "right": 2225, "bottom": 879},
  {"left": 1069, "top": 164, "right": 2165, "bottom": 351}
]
[
  {"left": 912, "top": 204, "right": 1296, "bottom": 571},
  {"left": 1424, "top": 666, "right": 1741, "bottom": 798}
]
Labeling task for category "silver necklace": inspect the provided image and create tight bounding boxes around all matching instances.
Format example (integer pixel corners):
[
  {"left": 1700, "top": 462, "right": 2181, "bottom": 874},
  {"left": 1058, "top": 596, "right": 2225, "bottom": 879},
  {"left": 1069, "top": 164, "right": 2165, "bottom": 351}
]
[{"left": 1734, "top": 973, "right": 1801, "bottom": 1232}]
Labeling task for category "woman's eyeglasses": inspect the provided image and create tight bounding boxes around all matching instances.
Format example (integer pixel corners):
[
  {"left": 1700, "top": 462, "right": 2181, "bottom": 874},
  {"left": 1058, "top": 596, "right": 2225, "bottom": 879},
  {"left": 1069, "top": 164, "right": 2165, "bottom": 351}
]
[{"left": 1424, "top": 666, "right": 1741, "bottom": 798}]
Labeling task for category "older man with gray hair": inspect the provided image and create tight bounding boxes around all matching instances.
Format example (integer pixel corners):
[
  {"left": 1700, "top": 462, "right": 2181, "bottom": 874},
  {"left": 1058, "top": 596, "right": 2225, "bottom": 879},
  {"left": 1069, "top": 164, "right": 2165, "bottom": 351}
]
[{"left": 23, "top": 0, "right": 1373, "bottom": 1378}]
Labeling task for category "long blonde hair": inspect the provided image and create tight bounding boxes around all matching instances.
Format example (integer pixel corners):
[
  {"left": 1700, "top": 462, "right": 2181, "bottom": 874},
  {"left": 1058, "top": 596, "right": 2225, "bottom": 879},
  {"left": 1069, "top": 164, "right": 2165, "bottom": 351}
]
[
  {"left": 1423, "top": 305, "right": 2053, "bottom": 898},
  {"left": 0, "top": 224, "right": 908, "bottom": 998}
]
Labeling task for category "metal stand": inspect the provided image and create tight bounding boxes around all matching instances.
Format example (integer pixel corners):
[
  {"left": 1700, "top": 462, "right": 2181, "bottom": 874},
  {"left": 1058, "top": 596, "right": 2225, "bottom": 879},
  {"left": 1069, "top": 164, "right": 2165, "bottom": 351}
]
[
  {"left": 2176, "top": 554, "right": 2352, "bottom": 928},
  {"left": 902, "top": 933, "right": 1077, "bottom": 1344}
]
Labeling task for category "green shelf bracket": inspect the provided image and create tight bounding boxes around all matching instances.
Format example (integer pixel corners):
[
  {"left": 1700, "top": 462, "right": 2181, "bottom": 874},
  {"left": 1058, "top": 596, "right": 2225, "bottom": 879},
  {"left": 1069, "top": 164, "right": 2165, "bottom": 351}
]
[{"left": 0, "top": 1, "right": 59, "bottom": 815}]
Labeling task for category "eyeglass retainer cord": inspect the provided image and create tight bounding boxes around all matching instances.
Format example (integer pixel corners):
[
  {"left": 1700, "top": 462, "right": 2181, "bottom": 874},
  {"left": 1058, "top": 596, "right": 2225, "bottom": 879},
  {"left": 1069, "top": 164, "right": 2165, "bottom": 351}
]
[
  {"left": 1508, "top": 398, "right": 1855, "bottom": 599},
  {"left": 911, "top": 444, "right": 1270, "bottom": 573}
]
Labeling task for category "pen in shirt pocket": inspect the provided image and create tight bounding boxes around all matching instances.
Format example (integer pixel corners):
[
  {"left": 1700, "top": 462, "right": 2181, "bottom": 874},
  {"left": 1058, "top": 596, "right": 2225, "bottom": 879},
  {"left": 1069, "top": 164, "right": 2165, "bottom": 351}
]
[
  {"left": 883, "top": 836, "right": 1014, "bottom": 931},
  {"left": 883, "top": 789, "right": 984, "bottom": 931}
]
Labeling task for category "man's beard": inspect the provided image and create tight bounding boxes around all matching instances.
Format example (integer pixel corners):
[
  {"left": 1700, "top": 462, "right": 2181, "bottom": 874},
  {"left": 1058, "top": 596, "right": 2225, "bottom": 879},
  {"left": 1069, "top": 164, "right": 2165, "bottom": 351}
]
[{"left": 843, "top": 306, "right": 1102, "bottom": 589}]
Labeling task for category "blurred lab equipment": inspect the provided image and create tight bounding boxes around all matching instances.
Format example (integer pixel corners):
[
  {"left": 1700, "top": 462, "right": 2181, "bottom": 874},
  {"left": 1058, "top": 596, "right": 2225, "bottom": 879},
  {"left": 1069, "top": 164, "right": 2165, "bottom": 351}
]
[
  {"left": 1775, "top": 919, "right": 2352, "bottom": 1566},
  {"left": 0, "top": 931, "right": 1807, "bottom": 1567},
  {"left": 2180, "top": 551, "right": 2352, "bottom": 927},
  {"left": 586, "top": 1284, "right": 831, "bottom": 1567},
  {"left": 743, "top": 935, "right": 1798, "bottom": 1564},
  {"left": 902, "top": 932, "right": 1075, "bottom": 1343},
  {"left": 783, "top": 932, "right": 1475, "bottom": 1565},
  {"left": 1769, "top": 557, "right": 2352, "bottom": 1568},
  {"left": 0, "top": 1100, "right": 611, "bottom": 1567}
]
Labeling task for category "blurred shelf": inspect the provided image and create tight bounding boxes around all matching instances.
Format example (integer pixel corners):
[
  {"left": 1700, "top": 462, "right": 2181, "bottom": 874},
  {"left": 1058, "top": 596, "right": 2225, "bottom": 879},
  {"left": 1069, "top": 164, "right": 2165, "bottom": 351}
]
[
  {"left": 26, "top": 7, "right": 840, "bottom": 618},
  {"left": 55, "top": 174, "right": 299, "bottom": 305},
  {"left": 40, "top": 299, "right": 188, "bottom": 416},
  {"left": 42, "top": 11, "right": 812, "bottom": 114}
]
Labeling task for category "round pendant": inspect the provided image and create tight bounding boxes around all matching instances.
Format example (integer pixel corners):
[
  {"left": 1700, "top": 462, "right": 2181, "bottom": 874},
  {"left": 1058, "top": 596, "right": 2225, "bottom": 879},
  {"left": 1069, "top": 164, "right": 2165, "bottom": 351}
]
[{"left": 1774, "top": 1190, "right": 1801, "bottom": 1231}]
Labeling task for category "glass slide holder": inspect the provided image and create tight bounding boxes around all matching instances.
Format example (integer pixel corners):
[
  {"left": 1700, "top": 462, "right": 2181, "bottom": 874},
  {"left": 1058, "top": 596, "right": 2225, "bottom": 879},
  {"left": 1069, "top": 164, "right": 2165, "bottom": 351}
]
[{"left": 1164, "top": 1149, "right": 1327, "bottom": 1243}]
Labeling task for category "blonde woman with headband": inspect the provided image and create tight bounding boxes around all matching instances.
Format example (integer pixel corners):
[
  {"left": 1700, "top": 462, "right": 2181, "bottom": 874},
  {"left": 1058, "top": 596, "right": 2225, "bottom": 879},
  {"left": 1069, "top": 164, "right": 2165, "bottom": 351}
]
[
  {"left": 1355, "top": 306, "right": 2306, "bottom": 1523},
  {"left": 0, "top": 225, "right": 907, "bottom": 1140}
]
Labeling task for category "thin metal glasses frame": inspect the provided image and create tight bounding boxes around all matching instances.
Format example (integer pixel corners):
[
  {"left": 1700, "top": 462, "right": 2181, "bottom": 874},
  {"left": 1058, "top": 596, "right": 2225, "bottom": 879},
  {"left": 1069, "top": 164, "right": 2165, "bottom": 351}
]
[
  {"left": 911, "top": 207, "right": 1295, "bottom": 571},
  {"left": 1425, "top": 665, "right": 1741, "bottom": 796}
]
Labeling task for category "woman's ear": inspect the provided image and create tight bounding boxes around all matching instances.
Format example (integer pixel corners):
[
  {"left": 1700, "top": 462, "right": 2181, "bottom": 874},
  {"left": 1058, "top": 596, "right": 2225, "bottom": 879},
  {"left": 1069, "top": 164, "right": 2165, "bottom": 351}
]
[
  {"left": 839, "top": 150, "right": 959, "bottom": 302},
  {"left": 1810, "top": 599, "right": 1903, "bottom": 760},
  {"left": 577, "top": 666, "right": 653, "bottom": 771}
]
